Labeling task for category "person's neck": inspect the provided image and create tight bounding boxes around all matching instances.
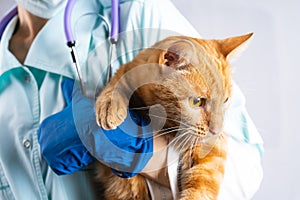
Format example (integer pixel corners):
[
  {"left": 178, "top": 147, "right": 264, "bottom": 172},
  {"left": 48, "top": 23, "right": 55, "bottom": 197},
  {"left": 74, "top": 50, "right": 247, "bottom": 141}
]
[
  {"left": 16, "top": 5, "right": 48, "bottom": 38},
  {"left": 9, "top": 5, "right": 49, "bottom": 64}
]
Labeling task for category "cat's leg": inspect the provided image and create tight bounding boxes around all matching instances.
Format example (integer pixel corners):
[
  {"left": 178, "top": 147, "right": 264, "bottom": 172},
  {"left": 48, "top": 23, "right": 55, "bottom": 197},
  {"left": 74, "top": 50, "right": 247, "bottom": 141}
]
[
  {"left": 95, "top": 61, "right": 160, "bottom": 130},
  {"left": 96, "top": 164, "right": 150, "bottom": 200},
  {"left": 179, "top": 134, "right": 227, "bottom": 200}
]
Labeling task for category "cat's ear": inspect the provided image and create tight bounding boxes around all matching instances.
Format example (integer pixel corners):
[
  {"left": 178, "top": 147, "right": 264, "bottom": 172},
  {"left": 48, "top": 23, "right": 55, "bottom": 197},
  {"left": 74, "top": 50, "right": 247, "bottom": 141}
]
[
  {"left": 159, "top": 40, "right": 195, "bottom": 69},
  {"left": 217, "top": 33, "right": 253, "bottom": 61}
]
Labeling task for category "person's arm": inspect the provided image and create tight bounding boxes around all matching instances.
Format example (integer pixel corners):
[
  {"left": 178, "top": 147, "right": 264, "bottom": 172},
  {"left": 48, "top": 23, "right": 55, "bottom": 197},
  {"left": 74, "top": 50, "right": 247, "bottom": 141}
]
[
  {"left": 38, "top": 77, "right": 172, "bottom": 189},
  {"left": 38, "top": 78, "right": 154, "bottom": 177},
  {"left": 11, "top": 0, "right": 166, "bottom": 182}
]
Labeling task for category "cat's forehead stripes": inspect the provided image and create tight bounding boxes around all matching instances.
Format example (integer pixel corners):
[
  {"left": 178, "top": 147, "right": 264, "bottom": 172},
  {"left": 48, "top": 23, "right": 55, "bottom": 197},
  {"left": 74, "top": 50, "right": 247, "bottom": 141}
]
[
  {"left": 179, "top": 67, "right": 210, "bottom": 98},
  {"left": 189, "top": 40, "right": 229, "bottom": 100}
]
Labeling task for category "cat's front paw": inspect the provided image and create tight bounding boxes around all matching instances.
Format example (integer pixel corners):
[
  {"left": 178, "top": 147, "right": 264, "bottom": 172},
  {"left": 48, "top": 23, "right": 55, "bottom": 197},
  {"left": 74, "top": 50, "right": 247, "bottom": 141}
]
[{"left": 95, "top": 90, "right": 128, "bottom": 130}]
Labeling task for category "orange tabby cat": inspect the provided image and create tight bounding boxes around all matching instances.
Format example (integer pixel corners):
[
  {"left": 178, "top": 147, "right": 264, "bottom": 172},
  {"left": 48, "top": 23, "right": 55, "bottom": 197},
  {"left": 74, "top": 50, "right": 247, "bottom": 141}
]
[{"left": 95, "top": 33, "right": 253, "bottom": 200}]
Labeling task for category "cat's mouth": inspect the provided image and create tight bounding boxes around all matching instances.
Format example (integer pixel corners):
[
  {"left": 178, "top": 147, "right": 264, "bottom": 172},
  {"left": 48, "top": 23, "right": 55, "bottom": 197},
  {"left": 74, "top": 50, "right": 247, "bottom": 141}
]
[
  {"left": 209, "top": 129, "right": 218, "bottom": 135},
  {"left": 192, "top": 127, "right": 221, "bottom": 140},
  {"left": 170, "top": 129, "right": 220, "bottom": 155},
  {"left": 192, "top": 126, "right": 219, "bottom": 138}
]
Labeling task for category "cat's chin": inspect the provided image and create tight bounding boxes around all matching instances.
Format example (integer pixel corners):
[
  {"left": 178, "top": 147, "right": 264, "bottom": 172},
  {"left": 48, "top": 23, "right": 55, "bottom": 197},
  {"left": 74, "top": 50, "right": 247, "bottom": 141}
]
[{"left": 197, "top": 131, "right": 220, "bottom": 144}]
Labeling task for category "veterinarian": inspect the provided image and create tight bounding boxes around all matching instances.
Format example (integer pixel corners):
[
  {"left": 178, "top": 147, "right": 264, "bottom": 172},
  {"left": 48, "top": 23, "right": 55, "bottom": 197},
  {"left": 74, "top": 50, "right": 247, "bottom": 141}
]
[{"left": 0, "top": 0, "right": 264, "bottom": 199}]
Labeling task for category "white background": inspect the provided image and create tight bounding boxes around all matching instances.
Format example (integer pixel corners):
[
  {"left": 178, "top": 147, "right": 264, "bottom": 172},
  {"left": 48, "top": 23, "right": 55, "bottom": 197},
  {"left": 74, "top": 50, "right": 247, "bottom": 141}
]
[{"left": 1, "top": 0, "right": 299, "bottom": 199}]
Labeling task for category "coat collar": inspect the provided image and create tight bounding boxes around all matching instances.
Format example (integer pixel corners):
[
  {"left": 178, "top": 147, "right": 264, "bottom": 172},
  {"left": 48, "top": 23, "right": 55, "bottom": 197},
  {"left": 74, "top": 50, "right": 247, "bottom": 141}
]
[{"left": 0, "top": 16, "right": 21, "bottom": 76}]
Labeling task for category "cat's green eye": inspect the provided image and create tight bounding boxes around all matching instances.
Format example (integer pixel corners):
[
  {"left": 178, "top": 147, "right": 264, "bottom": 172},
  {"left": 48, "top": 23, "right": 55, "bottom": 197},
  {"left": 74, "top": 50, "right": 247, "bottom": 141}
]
[{"left": 188, "top": 97, "right": 207, "bottom": 108}]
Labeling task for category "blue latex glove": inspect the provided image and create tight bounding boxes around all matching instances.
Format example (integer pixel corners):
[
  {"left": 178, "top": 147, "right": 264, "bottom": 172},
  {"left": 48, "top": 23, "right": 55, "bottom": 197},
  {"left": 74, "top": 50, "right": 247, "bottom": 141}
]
[{"left": 38, "top": 78, "right": 153, "bottom": 177}]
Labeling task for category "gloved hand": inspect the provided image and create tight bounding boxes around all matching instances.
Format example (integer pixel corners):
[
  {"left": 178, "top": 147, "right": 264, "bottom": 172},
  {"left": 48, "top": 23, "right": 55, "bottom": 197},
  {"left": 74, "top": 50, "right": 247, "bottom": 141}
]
[{"left": 38, "top": 78, "right": 153, "bottom": 177}]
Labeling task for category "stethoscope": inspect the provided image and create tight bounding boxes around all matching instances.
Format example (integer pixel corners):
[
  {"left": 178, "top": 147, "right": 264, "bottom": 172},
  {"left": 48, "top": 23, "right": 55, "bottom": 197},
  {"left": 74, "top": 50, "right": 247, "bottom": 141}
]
[
  {"left": 64, "top": 0, "right": 119, "bottom": 94},
  {"left": 0, "top": 0, "right": 120, "bottom": 95}
]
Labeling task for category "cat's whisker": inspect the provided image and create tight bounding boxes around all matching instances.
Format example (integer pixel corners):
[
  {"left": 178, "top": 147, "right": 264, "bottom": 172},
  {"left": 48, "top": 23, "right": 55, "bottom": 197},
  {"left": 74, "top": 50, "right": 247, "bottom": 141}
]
[
  {"left": 171, "top": 131, "right": 193, "bottom": 153},
  {"left": 152, "top": 127, "right": 188, "bottom": 139},
  {"left": 195, "top": 136, "right": 200, "bottom": 146},
  {"left": 166, "top": 135, "right": 182, "bottom": 148},
  {"left": 148, "top": 113, "right": 182, "bottom": 123},
  {"left": 148, "top": 130, "right": 179, "bottom": 141},
  {"left": 167, "top": 131, "right": 190, "bottom": 148},
  {"left": 190, "top": 136, "right": 197, "bottom": 154},
  {"left": 143, "top": 126, "right": 193, "bottom": 143},
  {"left": 143, "top": 127, "right": 180, "bottom": 142},
  {"left": 171, "top": 137, "right": 185, "bottom": 154},
  {"left": 188, "top": 136, "right": 199, "bottom": 166},
  {"left": 168, "top": 129, "right": 203, "bottom": 149},
  {"left": 129, "top": 102, "right": 176, "bottom": 111},
  {"left": 177, "top": 134, "right": 194, "bottom": 155},
  {"left": 148, "top": 113, "right": 192, "bottom": 128},
  {"left": 154, "top": 126, "right": 181, "bottom": 132},
  {"left": 129, "top": 106, "right": 154, "bottom": 110}
]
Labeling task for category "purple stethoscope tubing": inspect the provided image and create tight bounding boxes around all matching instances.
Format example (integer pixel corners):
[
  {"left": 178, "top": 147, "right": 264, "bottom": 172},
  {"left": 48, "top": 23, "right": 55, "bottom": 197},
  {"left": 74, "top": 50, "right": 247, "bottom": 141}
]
[
  {"left": 110, "top": 0, "right": 120, "bottom": 44},
  {"left": 0, "top": 7, "right": 18, "bottom": 41},
  {"left": 0, "top": 0, "right": 120, "bottom": 44},
  {"left": 64, "top": 0, "right": 120, "bottom": 45},
  {"left": 64, "top": 0, "right": 77, "bottom": 46}
]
